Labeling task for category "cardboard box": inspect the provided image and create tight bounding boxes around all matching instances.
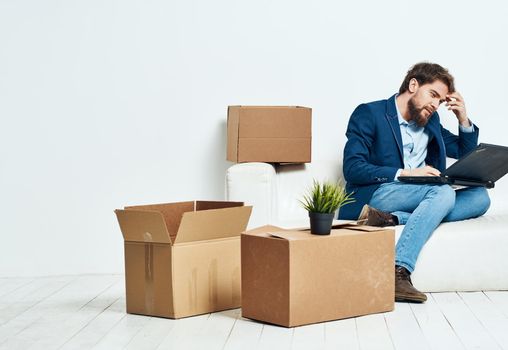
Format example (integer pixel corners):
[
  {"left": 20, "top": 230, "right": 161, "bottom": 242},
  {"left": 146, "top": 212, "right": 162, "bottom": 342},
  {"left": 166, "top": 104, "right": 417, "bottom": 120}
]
[
  {"left": 115, "top": 201, "right": 252, "bottom": 319},
  {"left": 241, "top": 224, "right": 394, "bottom": 327},
  {"left": 227, "top": 106, "right": 312, "bottom": 163}
]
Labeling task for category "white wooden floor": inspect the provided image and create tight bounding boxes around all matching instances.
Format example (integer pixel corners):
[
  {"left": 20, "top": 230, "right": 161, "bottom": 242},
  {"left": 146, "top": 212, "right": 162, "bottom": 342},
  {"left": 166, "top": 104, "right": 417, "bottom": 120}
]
[{"left": 1, "top": 275, "right": 508, "bottom": 350}]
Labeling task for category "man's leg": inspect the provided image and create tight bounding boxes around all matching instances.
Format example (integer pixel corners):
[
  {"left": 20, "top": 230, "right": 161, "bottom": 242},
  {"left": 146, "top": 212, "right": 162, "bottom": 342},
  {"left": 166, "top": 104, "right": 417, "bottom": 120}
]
[
  {"left": 369, "top": 183, "right": 456, "bottom": 272},
  {"left": 367, "top": 183, "right": 456, "bottom": 303},
  {"left": 443, "top": 186, "right": 490, "bottom": 222}
]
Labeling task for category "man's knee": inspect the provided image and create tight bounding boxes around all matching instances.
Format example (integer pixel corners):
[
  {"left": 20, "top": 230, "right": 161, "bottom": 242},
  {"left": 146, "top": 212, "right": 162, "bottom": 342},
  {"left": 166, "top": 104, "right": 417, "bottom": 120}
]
[
  {"left": 471, "top": 187, "right": 491, "bottom": 215},
  {"left": 428, "top": 185, "right": 456, "bottom": 211}
]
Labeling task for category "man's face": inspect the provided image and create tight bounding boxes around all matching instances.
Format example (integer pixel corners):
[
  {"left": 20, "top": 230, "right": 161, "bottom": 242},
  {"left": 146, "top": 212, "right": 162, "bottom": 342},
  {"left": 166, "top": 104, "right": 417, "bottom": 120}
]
[{"left": 407, "top": 80, "right": 449, "bottom": 127}]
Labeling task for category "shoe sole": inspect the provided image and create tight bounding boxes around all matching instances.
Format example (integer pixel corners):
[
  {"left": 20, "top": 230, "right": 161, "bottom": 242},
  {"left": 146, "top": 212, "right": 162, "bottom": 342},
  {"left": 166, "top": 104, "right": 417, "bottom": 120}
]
[
  {"left": 356, "top": 204, "right": 370, "bottom": 225},
  {"left": 395, "top": 293, "right": 427, "bottom": 303}
]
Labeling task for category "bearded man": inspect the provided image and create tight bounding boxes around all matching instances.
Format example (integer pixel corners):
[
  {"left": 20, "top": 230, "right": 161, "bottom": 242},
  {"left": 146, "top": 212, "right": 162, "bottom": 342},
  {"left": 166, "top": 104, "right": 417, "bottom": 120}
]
[{"left": 339, "top": 62, "right": 491, "bottom": 303}]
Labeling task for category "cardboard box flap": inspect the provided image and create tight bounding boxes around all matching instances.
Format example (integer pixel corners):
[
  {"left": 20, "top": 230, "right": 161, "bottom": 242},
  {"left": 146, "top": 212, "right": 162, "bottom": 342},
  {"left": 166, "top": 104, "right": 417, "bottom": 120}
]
[
  {"left": 268, "top": 231, "right": 309, "bottom": 241},
  {"left": 244, "top": 225, "right": 285, "bottom": 236},
  {"left": 268, "top": 230, "right": 330, "bottom": 241},
  {"left": 259, "top": 224, "right": 385, "bottom": 241},
  {"left": 273, "top": 220, "right": 356, "bottom": 232},
  {"left": 330, "top": 221, "right": 359, "bottom": 229},
  {"left": 195, "top": 201, "right": 244, "bottom": 211},
  {"left": 124, "top": 201, "right": 194, "bottom": 240},
  {"left": 341, "top": 225, "right": 388, "bottom": 232},
  {"left": 174, "top": 206, "right": 252, "bottom": 244},
  {"left": 115, "top": 209, "right": 172, "bottom": 244},
  {"left": 124, "top": 201, "right": 193, "bottom": 211}
]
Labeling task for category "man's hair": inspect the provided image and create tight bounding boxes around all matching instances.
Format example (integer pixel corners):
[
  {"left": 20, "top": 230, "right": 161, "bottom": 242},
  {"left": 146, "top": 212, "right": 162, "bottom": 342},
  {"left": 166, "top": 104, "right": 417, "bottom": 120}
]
[{"left": 399, "top": 62, "right": 455, "bottom": 94}]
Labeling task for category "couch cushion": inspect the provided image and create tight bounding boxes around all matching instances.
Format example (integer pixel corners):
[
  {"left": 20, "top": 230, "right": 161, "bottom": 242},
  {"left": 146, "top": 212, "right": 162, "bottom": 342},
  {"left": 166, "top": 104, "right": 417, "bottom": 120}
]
[{"left": 402, "top": 213, "right": 508, "bottom": 291}]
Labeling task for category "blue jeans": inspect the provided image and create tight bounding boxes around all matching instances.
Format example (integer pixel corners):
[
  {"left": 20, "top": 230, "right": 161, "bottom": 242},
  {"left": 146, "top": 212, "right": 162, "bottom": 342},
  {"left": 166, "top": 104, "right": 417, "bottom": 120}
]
[{"left": 369, "top": 183, "right": 491, "bottom": 273}]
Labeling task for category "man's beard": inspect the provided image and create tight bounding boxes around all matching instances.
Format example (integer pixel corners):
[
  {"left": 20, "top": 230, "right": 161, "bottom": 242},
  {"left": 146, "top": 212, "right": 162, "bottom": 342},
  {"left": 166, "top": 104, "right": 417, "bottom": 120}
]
[{"left": 407, "top": 97, "right": 431, "bottom": 127}]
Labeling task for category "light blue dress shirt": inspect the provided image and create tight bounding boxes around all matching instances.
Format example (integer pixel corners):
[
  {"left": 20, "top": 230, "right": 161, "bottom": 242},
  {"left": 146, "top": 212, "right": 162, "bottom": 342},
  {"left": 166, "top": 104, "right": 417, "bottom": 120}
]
[{"left": 394, "top": 99, "right": 474, "bottom": 180}]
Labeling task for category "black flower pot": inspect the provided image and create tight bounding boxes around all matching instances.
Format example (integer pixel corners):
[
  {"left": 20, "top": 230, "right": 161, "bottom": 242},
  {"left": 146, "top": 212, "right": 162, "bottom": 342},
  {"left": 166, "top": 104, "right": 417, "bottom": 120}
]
[{"left": 309, "top": 212, "right": 335, "bottom": 235}]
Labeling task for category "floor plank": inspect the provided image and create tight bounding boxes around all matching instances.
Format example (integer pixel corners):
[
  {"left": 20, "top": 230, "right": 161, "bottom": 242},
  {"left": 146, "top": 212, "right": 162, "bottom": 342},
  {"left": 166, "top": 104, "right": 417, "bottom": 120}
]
[
  {"left": 123, "top": 316, "right": 176, "bottom": 350},
  {"left": 223, "top": 315, "right": 263, "bottom": 350},
  {"left": 59, "top": 297, "right": 126, "bottom": 349},
  {"left": 0, "top": 276, "right": 77, "bottom": 346},
  {"left": 0, "top": 276, "right": 74, "bottom": 326},
  {"left": 484, "top": 291, "right": 508, "bottom": 319},
  {"left": 0, "top": 275, "right": 119, "bottom": 350},
  {"left": 459, "top": 292, "right": 508, "bottom": 349},
  {"left": 92, "top": 313, "right": 150, "bottom": 350},
  {"left": 324, "top": 317, "right": 359, "bottom": 350},
  {"left": 355, "top": 313, "right": 394, "bottom": 350},
  {"left": 257, "top": 323, "right": 294, "bottom": 350},
  {"left": 291, "top": 322, "right": 325, "bottom": 350},
  {"left": 0, "top": 278, "right": 34, "bottom": 298},
  {"left": 384, "top": 302, "right": 431, "bottom": 350},
  {"left": 410, "top": 293, "right": 464, "bottom": 350},
  {"left": 0, "top": 276, "right": 507, "bottom": 350},
  {"left": 432, "top": 292, "right": 501, "bottom": 350},
  {"left": 180, "top": 308, "right": 239, "bottom": 350},
  {"left": 29, "top": 275, "right": 123, "bottom": 350},
  {"left": 155, "top": 314, "right": 210, "bottom": 350}
]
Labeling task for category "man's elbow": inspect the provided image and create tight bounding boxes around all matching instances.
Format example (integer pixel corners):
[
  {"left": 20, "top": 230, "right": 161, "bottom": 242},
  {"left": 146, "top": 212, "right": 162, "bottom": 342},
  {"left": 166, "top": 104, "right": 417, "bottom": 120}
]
[{"left": 343, "top": 163, "right": 360, "bottom": 184}]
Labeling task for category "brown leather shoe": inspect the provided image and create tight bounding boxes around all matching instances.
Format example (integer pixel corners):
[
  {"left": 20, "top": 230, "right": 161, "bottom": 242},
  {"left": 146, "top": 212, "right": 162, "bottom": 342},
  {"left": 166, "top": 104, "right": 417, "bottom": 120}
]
[
  {"left": 357, "top": 205, "right": 396, "bottom": 227},
  {"left": 395, "top": 266, "right": 427, "bottom": 303}
]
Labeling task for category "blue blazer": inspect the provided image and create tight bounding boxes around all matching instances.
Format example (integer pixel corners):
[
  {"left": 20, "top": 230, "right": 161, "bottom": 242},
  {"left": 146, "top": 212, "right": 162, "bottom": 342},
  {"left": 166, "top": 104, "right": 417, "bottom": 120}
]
[{"left": 338, "top": 94, "right": 479, "bottom": 220}]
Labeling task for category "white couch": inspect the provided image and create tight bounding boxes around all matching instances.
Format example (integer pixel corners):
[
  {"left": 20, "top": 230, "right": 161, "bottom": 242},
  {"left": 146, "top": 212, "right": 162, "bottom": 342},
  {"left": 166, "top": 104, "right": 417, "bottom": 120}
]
[{"left": 226, "top": 160, "right": 508, "bottom": 292}]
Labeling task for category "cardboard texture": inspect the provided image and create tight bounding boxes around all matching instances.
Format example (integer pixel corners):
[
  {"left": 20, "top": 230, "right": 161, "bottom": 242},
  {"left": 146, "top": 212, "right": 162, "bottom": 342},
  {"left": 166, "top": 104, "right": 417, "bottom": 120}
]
[
  {"left": 227, "top": 106, "right": 312, "bottom": 163},
  {"left": 241, "top": 225, "right": 395, "bottom": 327},
  {"left": 115, "top": 201, "right": 252, "bottom": 319}
]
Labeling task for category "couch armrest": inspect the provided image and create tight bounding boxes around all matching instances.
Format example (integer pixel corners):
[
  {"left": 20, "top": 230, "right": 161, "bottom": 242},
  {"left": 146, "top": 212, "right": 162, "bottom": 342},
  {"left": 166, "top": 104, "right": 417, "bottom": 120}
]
[{"left": 225, "top": 162, "right": 276, "bottom": 229}]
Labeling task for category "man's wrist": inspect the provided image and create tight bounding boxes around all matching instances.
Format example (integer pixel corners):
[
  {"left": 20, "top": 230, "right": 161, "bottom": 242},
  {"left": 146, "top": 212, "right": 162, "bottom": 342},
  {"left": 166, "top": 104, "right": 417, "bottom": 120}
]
[
  {"left": 397, "top": 168, "right": 411, "bottom": 178},
  {"left": 401, "top": 168, "right": 410, "bottom": 177},
  {"left": 459, "top": 117, "right": 471, "bottom": 127},
  {"left": 459, "top": 118, "right": 474, "bottom": 133}
]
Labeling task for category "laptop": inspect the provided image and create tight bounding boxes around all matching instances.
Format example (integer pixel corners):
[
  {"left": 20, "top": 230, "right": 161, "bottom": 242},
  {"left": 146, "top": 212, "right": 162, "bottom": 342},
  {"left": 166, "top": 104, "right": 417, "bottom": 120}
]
[{"left": 397, "top": 143, "right": 508, "bottom": 189}]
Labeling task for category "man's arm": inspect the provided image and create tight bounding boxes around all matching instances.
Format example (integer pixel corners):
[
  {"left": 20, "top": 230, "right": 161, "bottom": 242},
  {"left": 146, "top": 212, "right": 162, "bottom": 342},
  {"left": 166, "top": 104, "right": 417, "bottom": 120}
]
[
  {"left": 442, "top": 92, "right": 479, "bottom": 158},
  {"left": 441, "top": 123, "right": 479, "bottom": 159},
  {"left": 343, "top": 104, "right": 399, "bottom": 185}
]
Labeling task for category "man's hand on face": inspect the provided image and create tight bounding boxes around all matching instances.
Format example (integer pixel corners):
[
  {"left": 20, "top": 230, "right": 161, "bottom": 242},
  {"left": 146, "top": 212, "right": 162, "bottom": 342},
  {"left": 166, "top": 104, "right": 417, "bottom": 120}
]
[
  {"left": 401, "top": 166, "right": 441, "bottom": 177},
  {"left": 446, "top": 92, "right": 471, "bottom": 127}
]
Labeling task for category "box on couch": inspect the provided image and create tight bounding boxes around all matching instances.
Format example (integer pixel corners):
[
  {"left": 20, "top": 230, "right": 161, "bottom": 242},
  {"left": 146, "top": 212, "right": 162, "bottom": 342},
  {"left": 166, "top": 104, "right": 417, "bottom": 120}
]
[
  {"left": 227, "top": 106, "right": 312, "bottom": 163},
  {"left": 115, "top": 201, "right": 252, "bottom": 319},
  {"left": 241, "top": 224, "right": 395, "bottom": 327}
]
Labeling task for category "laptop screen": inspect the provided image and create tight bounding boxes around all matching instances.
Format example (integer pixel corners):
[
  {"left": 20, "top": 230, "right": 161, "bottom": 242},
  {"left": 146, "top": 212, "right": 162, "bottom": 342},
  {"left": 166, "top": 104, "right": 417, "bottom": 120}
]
[{"left": 443, "top": 143, "right": 508, "bottom": 183}]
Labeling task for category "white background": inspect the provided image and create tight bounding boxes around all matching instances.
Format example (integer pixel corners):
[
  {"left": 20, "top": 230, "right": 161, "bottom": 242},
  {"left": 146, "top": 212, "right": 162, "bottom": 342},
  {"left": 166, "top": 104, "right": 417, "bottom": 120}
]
[{"left": 1, "top": 0, "right": 507, "bottom": 277}]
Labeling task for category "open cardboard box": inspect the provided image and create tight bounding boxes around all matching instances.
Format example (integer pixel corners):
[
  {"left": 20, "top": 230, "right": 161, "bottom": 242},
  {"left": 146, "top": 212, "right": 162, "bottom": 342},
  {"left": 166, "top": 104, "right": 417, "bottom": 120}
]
[
  {"left": 227, "top": 106, "right": 312, "bottom": 163},
  {"left": 241, "top": 223, "right": 395, "bottom": 327},
  {"left": 115, "top": 201, "right": 252, "bottom": 319}
]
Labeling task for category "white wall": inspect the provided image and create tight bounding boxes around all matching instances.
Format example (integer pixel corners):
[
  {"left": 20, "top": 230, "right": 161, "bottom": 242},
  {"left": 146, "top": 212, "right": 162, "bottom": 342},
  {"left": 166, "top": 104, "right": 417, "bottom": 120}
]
[{"left": 1, "top": 0, "right": 507, "bottom": 277}]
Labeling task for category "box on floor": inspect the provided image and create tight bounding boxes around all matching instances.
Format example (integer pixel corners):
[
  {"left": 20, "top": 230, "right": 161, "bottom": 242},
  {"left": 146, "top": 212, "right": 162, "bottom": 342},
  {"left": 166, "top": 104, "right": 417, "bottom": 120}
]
[
  {"left": 241, "top": 224, "right": 395, "bottom": 327},
  {"left": 115, "top": 200, "right": 252, "bottom": 319}
]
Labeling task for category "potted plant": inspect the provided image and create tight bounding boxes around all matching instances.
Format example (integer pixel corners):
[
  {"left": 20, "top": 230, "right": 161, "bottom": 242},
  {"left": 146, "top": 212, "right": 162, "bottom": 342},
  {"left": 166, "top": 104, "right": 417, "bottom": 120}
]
[{"left": 300, "top": 180, "right": 355, "bottom": 235}]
